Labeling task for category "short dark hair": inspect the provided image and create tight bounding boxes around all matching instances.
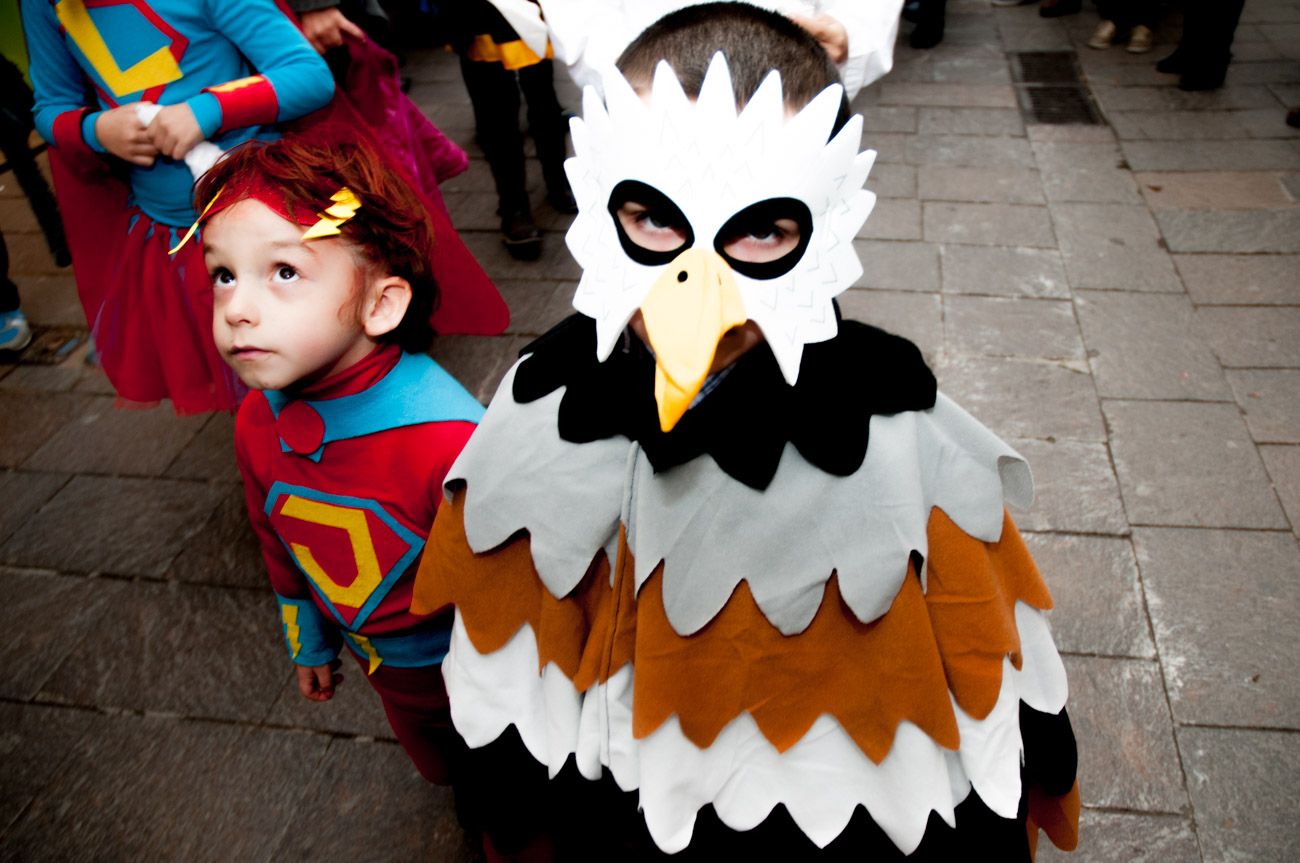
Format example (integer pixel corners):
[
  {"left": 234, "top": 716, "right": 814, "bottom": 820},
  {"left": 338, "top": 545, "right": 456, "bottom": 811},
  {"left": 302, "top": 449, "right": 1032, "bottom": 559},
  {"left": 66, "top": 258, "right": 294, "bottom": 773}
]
[
  {"left": 616, "top": 1, "right": 849, "bottom": 129},
  {"left": 195, "top": 133, "right": 438, "bottom": 353}
]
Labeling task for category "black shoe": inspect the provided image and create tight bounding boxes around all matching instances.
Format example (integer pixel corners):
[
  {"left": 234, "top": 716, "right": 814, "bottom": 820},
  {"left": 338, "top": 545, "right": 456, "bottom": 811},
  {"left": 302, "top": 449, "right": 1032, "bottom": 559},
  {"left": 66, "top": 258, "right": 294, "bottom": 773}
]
[
  {"left": 1287, "top": 105, "right": 1300, "bottom": 129},
  {"left": 910, "top": 23, "right": 944, "bottom": 49},
  {"left": 902, "top": 0, "right": 921, "bottom": 23},
  {"left": 547, "top": 187, "right": 578, "bottom": 215},
  {"left": 1039, "top": 0, "right": 1080, "bottom": 17},
  {"left": 501, "top": 208, "right": 543, "bottom": 261},
  {"left": 1155, "top": 49, "right": 1186, "bottom": 74},
  {"left": 1178, "top": 66, "right": 1228, "bottom": 91}
]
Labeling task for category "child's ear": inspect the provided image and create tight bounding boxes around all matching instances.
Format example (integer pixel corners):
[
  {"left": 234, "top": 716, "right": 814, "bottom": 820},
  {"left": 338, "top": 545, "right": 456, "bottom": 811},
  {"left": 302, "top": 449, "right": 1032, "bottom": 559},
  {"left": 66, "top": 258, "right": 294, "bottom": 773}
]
[{"left": 362, "top": 275, "right": 412, "bottom": 339}]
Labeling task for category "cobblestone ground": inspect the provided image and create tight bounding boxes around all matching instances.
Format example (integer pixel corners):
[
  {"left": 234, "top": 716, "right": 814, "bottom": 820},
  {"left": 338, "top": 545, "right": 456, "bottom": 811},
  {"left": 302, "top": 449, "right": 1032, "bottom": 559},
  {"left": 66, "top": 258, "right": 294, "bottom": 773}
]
[{"left": 2, "top": 2, "right": 1298, "bottom": 860}]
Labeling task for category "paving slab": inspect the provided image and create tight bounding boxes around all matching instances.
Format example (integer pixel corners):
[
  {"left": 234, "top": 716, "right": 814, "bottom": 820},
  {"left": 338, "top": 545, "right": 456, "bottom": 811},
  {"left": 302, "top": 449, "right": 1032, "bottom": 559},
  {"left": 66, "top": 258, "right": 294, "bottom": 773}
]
[
  {"left": 497, "top": 279, "right": 582, "bottom": 336},
  {"left": 1, "top": 475, "right": 224, "bottom": 576},
  {"left": 923, "top": 201, "right": 1055, "bottom": 247},
  {"left": 916, "top": 166, "right": 1045, "bottom": 204},
  {"left": 0, "top": 568, "right": 124, "bottom": 701},
  {"left": 163, "top": 411, "right": 239, "bottom": 481},
  {"left": 859, "top": 131, "right": 911, "bottom": 164},
  {"left": 273, "top": 738, "right": 476, "bottom": 862},
  {"left": 1023, "top": 532, "right": 1151, "bottom": 658},
  {"left": 907, "top": 134, "right": 1035, "bottom": 167},
  {"left": 0, "top": 391, "right": 95, "bottom": 468},
  {"left": 1195, "top": 306, "right": 1300, "bottom": 367},
  {"left": 0, "top": 703, "right": 94, "bottom": 836},
  {"left": 916, "top": 106, "right": 1025, "bottom": 136},
  {"left": 1, "top": 714, "right": 327, "bottom": 863},
  {"left": 936, "top": 355, "right": 1104, "bottom": 442},
  {"left": 1259, "top": 445, "right": 1300, "bottom": 534},
  {"left": 22, "top": 397, "right": 206, "bottom": 477},
  {"left": 836, "top": 290, "right": 942, "bottom": 361},
  {"left": 37, "top": 579, "right": 287, "bottom": 722},
  {"left": 1073, "top": 291, "right": 1232, "bottom": 401},
  {"left": 944, "top": 295, "right": 1082, "bottom": 360},
  {"left": 1048, "top": 202, "right": 1183, "bottom": 292},
  {"left": 1032, "top": 141, "right": 1143, "bottom": 204},
  {"left": 850, "top": 239, "right": 940, "bottom": 292},
  {"left": 890, "top": 46, "right": 1012, "bottom": 85},
  {"left": 1012, "top": 438, "right": 1129, "bottom": 536},
  {"left": 865, "top": 162, "right": 919, "bottom": 199},
  {"left": 264, "top": 657, "right": 393, "bottom": 741},
  {"left": 1178, "top": 726, "right": 1300, "bottom": 863},
  {"left": 1105, "top": 401, "right": 1288, "bottom": 529},
  {"left": 1155, "top": 204, "right": 1300, "bottom": 252},
  {"left": 860, "top": 105, "right": 918, "bottom": 133},
  {"left": 1173, "top": 253, "right": 1300, "bottom": 305},
  {"left": 1062, "top": 655, "right": 1188, "bottom": 813},
  {"left": 940, "top": 245, "right": 1070, "bottom": 298},
  {"left": 856, "top": 198, "right": 923, "bottom": 240},
  {"left": 1092, "top": 84, "right": 1284, "bottom": 113},
  {"left": 1122, "top": 139, "right": 1300, "bottom": 172},
  {"left": 1108, "top": 108, "right": 1300, "bottom": 141},
  {"left": 1036, "top": 811, "right": 1200, "bottom": 863},
  {"left": 1227, "top": 370, "right": 1300, "bottom": 443},
  {"left": 1136, "top": 171, "right": 1296, "bottom": 210},
  {"left": 878, "top": 82, "right": 1018, "bottom": 108},
  {"left": 429, "top": 333, "right": 528, "bottom": 405},
  {"left": 165, "top": 482, "right": 265, "bottom": 590},
  {"left": 0, "top": 471, "right": 67, "bottom": 547},
  {"left": 8, "top": 273, "right": 84, "bottom": 328},
  {"left": 1135, "top": 527, "right": 1300, "bottom": 727}
]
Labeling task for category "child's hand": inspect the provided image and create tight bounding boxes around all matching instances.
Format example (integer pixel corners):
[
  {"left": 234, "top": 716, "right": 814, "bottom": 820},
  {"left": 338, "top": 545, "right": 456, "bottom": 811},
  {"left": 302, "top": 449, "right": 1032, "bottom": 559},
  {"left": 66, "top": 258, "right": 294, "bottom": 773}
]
[
  {"left": 296, "top": 660, "right": 343, "bottom": 702},
  {"left": 300, "top": 8, "right": 365, "bottom": 54},
  {"left": 95, "top": 105, "right": 159, "bottom": 166},
  {"left": 788, "top": 13, "right": 849, "bottom": 64},
  {"left": 146, "top": 103, "right": 204, "bottom": 161}
]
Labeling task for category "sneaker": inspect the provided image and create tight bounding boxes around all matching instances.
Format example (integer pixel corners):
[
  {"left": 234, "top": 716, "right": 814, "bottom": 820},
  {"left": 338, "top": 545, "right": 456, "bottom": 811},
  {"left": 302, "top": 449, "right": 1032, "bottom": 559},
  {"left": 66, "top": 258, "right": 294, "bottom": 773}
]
[
  {"left": 501, "top": 208, "right": 543, "bottom": 262},
  {"left": 0, "top": 308, "right": 32, "bottom": 353},
  {"left": 1088, "top": 20, "right": 1117, "bottom": 49},
  {"left": 1126, "top": 25, "right": 1154, "bottom": 54}
]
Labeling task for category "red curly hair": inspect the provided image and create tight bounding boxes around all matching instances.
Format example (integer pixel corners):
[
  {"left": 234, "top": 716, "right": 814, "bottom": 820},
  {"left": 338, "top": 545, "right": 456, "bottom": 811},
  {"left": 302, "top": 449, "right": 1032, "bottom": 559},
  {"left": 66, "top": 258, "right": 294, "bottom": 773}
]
[{"left": 194, "top": 132, "right": 439, "bottom": 353}]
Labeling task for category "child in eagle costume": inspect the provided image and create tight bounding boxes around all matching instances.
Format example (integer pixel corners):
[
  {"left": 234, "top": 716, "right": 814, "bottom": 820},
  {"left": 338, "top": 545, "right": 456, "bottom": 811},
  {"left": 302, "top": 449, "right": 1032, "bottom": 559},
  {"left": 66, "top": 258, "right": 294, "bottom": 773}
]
[{"left": 413, "top": 5, "right": 1080, "bottom": 860}]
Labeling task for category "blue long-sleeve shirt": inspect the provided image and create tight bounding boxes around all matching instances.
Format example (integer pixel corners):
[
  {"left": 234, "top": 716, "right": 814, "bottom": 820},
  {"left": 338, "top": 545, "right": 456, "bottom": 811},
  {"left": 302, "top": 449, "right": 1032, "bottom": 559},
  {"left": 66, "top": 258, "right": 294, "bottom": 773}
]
[{"left": 24, "top": 0, "right": 333, "bottom": 226}]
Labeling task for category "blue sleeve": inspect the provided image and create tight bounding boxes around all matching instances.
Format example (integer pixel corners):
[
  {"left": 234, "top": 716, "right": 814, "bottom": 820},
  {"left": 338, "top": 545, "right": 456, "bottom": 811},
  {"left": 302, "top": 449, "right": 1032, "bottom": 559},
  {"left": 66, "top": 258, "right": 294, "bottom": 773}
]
[
  {"left": 197, "top": 0, "right": 334, "bottom": 130},
  {"left": 275, "top": 594, "right": 342, "bottom": 666},
  {"left": 21, "top": 0, "right": 105, "bottom": 151}
]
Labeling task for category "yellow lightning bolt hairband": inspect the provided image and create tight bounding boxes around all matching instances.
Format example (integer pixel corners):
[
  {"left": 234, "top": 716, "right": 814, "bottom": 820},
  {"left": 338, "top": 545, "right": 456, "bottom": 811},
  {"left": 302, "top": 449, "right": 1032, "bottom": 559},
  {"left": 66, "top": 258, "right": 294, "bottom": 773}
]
[
  {"left": 168, "top": 185, "right": 362, "bottom": 255},
  {"left": 301, "top": 187, "right": 362, "bottom": 240}
]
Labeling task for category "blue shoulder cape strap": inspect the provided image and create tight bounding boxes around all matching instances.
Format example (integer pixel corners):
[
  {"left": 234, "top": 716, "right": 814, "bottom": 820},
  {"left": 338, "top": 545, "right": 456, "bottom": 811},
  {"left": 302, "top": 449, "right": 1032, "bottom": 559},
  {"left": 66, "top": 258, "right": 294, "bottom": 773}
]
[{"left": 264, "top": 352, "right": 484, "bottom": 461}]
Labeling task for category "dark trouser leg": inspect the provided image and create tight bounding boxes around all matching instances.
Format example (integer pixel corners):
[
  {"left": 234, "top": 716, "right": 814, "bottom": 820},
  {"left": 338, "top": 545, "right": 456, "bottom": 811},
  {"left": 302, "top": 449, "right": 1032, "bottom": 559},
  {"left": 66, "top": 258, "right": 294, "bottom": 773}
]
[
  {"left": 0, "top": 132, "right": 69, "bottom": 267},
  {"left": 517, "top": 59, "right": 569, "bottom": 196},
  {"left": 1181, "top": 0, "right": 1245, "bottom": 68},
  {"left": 910, "top": 0, "right": 947, "bottom": 49},
  {"left": 0, "top": 231, "right": 18, "bottom": 313},
  {"left": 458, "top": 55, "right": 529, "bottom": 214}
]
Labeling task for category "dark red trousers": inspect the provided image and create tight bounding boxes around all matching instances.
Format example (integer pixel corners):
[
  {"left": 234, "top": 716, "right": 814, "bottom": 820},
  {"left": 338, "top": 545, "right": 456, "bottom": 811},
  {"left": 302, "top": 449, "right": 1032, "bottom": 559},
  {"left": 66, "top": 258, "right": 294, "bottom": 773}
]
[{"left": 348, "top": 654, "right": 457, "bottom": 784}]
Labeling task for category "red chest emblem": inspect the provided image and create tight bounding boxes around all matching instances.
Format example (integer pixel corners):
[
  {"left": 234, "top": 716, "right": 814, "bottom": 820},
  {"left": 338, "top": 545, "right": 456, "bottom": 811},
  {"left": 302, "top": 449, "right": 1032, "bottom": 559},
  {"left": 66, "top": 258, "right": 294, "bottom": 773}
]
[{"left": 265, "top": 483, "right": 424, "bottom": 629}]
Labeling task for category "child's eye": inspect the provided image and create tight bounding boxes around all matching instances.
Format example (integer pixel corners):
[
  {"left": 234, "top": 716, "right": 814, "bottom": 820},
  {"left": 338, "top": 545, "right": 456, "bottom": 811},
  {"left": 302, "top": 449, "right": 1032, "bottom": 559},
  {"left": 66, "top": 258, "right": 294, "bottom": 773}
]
[
  {"left": 274, "top": 265, "right": 300, "bottom": 283},
  {"left": 211, "top": 267, "right": 235, "bottom": 287},
  {"left": 636, "top": 210, "right": 681, "bottom": 233}
]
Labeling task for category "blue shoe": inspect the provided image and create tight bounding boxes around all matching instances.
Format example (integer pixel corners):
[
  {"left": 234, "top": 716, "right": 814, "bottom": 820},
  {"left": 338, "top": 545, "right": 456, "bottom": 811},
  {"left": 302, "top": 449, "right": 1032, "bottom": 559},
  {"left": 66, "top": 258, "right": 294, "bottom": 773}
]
[{"left": 0, "top": 309, "right": 31, "bottom": 352}]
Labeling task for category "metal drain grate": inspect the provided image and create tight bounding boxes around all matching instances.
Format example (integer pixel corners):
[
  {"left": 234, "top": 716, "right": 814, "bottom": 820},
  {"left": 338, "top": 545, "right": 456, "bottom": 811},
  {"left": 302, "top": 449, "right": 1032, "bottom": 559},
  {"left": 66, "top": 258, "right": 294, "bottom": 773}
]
[
  {"left": 1010, "top": 51, "right": 1105, "bottom": 125},
  {"left": 1021, "top": 86, "right": 1104, "bottom": 125},
  {"left": 1013, "top": 52, "right": 1081, "bottom": 84}
]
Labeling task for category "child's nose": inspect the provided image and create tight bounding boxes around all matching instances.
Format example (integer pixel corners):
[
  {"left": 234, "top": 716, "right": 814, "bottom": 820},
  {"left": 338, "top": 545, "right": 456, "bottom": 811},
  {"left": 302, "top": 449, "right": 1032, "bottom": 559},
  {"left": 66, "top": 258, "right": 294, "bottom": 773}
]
[{"left": 223, "top": 284, "right": 258, "bottom": 325}]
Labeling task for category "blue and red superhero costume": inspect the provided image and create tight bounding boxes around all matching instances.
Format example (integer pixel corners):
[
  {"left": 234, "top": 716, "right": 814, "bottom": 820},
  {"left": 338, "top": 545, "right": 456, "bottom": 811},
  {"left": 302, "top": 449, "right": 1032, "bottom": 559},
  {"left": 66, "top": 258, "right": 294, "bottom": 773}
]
[
  {"left": 23, "top": 0, "right": 508, "bottom": 413},
  {"left": 236, "top": 343, "right": 483, "bottom": 782}
]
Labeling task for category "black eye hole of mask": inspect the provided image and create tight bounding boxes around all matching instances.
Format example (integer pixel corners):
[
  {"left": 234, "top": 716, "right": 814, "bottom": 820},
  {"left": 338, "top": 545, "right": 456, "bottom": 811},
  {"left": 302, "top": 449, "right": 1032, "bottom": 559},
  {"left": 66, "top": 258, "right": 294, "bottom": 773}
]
[
  {"left": 713, "top": 197, "right": 814, "bottom": 281},
  {"left": 607, "top": 180, "right": 695, "bottom": 267}
]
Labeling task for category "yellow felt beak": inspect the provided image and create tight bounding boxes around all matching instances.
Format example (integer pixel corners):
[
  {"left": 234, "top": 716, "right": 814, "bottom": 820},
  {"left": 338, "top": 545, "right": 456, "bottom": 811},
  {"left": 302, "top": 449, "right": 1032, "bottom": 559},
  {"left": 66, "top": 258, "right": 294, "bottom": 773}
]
[{"left": 639, "top": 247, "right": 747, "bottom": 432}]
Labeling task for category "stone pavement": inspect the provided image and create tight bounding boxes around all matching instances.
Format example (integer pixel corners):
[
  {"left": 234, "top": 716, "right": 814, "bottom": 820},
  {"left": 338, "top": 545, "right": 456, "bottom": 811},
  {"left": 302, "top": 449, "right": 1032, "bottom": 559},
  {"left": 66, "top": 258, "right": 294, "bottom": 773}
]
[{"left": 1, "top": 1, "right": 1298, "bottom": 860}]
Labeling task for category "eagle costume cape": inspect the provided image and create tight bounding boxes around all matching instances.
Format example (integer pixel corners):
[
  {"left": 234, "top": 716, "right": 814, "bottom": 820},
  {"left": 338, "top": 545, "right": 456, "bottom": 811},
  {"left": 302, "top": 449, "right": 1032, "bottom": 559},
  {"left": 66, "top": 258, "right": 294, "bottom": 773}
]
[{"left": 413, "top": 53, "right": 1079, "bottom": 859}]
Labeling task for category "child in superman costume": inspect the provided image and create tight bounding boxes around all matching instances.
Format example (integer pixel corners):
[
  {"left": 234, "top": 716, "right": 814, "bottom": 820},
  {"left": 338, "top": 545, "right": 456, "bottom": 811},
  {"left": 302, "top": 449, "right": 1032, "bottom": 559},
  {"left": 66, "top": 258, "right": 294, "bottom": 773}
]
[
  {"left": 23, "top": 0, "right": 505, "bottom": 413},
  {"left": 193, "top": 134, "right": 489, "bottom": 783},
  {"left": 412, "top": 5, "right": 1081, "bottom": 860}
]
